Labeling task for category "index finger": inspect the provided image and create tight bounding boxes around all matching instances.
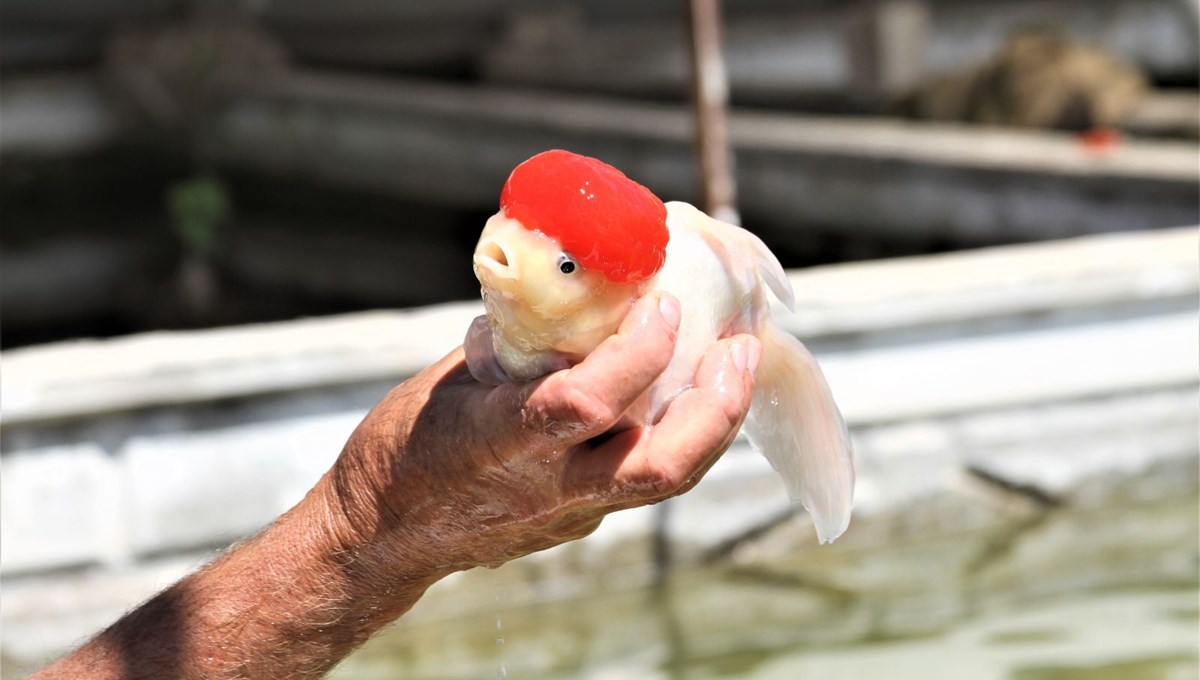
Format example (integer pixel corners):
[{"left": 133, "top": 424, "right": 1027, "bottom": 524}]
[{"left": 487, "top": 292, "right": 681, "bottom": 447}]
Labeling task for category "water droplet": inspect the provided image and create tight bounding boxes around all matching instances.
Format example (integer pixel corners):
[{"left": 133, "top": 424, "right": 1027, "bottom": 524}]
[{"left": 495, "top": 594, "right": 508, "bottom": 677}]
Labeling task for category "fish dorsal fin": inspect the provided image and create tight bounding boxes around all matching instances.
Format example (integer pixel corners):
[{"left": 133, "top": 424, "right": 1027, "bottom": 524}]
[
  {"left": 744, "top": 229, "right": 795, "bottom": 313},
  {"left": 665, "top": 202, "right": 796, "bottom": 313}
]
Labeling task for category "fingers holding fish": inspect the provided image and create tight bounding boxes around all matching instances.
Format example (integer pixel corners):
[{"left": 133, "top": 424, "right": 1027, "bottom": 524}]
[
  {"left": 466, "top": 150, "right": 855, "bottom": 543},
  {"left": 556, "top": 292, "right": 680, "bottom": 415},
  {"left": 505, "top": 292, "right": 680, "bottom": 446},
  {"left": 628, "top": 334, "right": 759, "bottom": 499},
  {"left": 562, "top": 334, "right": 758, "bottom": 504}
]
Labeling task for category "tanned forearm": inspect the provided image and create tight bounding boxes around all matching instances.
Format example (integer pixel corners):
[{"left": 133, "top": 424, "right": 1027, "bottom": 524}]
[
  {"left": 34, "top": 295, "right": 757, "bottom": 679},
  {"left": 33, "top": 472, "right": 449, "bottom": 680}
]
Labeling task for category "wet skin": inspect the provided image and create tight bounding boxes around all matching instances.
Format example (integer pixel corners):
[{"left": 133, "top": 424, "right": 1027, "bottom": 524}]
[
  {"left": 334, "top": 292, "right": 761, "bottom": 571},
  {"left": 34, "top": 293, "right": 759, "bottom": 680}
]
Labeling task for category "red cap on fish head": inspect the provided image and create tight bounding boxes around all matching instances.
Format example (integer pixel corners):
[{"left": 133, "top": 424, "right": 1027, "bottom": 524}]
[{"left": 500, "top": 149, "right": 669, "bottom": 284}]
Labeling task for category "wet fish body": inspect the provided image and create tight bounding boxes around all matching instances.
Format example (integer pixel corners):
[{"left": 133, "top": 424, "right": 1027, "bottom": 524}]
[{"left": 466, "top": 151, "right": 855, "bottom": 543}]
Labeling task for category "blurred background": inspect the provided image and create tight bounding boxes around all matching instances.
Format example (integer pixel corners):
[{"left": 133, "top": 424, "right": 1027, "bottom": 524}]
[{"left": 1, "top": 1, "right": 1198, "bottom": 678}]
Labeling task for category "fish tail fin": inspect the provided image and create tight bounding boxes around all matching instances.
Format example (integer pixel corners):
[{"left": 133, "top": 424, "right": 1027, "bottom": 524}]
[{"left": 745, "top": 323, "right": 855, "bottom": 544}]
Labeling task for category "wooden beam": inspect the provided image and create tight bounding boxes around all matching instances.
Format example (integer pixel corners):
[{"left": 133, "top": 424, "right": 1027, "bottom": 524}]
[
  {"left": 5, "top": 72, "right": 1197, "bottom": 243},
  {"left": 197, "top": 71, "right": 1199, "bottom": 243},
  {"left": 0, "top": 74, "right": 129, "bottom": 157}
]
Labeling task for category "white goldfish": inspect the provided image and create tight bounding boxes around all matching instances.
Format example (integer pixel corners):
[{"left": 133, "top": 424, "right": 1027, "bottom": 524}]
[{"left": 464, "top": 150, "right": 854, "bottom": 543}]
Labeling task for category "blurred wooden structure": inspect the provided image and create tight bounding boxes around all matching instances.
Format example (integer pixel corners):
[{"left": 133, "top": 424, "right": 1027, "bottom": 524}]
[
  {"left": 4, "top": 69, "right": 1196, "bottom": 343},
  {"left": 4, "top": 0, "right": 1196, "bottom": 92},
  {"left": 3, "top": 0, "right": 1197, "bottom": 345},
  {"left": 5, "top": 71, "right": 1197, "bottom": 241}
]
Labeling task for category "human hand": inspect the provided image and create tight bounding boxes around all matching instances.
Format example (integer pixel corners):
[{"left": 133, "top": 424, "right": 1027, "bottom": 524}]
[
  {"left": 33, "top": 293, "right": 759, "bottom": 680},
  {"left": 322, "top": 292, "right": 761, "bottom": 577}
]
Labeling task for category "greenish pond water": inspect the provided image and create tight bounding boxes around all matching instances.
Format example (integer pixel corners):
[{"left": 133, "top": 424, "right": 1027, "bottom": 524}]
[
  {"left": 333, "top": 493, "right": 1198, "bottom": 680},
  {"left": 335, "top": 585, "right": 1197, "bottom": 680}
]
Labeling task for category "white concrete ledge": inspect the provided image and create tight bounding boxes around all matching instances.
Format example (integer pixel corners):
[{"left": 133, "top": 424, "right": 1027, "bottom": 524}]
[
  {"left": 1, "top": 228, "right": 1196, "bottom": 669},
  {"left": 823, "top": 311, "right": 1197, "bottom": 424},
  {"left": 0, "top": 304, "right": 477, "bottom": 425},
  {"left": 780, "top": 226, "right": 1199, "bottom": 337},
  {"left": 2, "top": 228, "right": 1195, "bottom": 426}
]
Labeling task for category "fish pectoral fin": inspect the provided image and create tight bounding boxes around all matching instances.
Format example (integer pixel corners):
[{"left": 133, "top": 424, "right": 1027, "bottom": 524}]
[
  {"left": 744, "top": 324, "right": 854, "bottom": 544},
  {"left": 464, "top": 315, "right": 513, "bottom": 385}
]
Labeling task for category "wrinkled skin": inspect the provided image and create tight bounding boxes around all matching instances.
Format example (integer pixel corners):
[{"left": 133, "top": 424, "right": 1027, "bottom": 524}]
[
  {"left": 35, "top": 293, "right": 760, "bottom": 680},
  {"left": 332, "top": 293, "right": 761, "bottom": 571}
]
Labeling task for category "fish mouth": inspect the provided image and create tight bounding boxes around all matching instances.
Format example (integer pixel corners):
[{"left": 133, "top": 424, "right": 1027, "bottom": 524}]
[{"left": 473, "top": 237, "right": 518, "bottom": 282}]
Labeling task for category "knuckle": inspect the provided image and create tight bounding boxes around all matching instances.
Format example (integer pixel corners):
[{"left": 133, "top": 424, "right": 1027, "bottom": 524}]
[
  {"left": 560, "top": 384, "right": 618, "bottom": 433},
  {"left": 718, "top": 392, "right": 747, "bottom": 431},
  {"left": 641, "top": 459, "right": 683, "bottom": 497},
  {"left": 523, "top": 379, "right": 618, "bottom": 441}
]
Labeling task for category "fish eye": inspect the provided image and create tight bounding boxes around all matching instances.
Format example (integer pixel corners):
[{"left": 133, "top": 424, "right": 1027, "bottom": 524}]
[{"left": 557, "top": 253, "right": 577, "bottom": 274}]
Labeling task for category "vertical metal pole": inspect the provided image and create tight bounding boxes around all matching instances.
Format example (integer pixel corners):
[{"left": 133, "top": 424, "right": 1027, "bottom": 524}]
[{"left": 685, "top": 0, "right": 740, "bottom": 225}]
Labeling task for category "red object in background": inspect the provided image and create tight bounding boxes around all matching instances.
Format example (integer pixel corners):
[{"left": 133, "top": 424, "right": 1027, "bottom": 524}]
[{"left": 1078, "top": 128, "right": 1123, "bottom": 154}]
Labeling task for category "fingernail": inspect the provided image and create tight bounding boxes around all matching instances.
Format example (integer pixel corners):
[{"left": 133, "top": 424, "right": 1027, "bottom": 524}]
[
  {"left": 730, "top": 340, "right": 747, "bottom": 374},
  {"left": 746, "top": 337, "right": 762, "bottom": 375},
  {"left": 658, "top": 294, "right": 681, "bottom": 330}
]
